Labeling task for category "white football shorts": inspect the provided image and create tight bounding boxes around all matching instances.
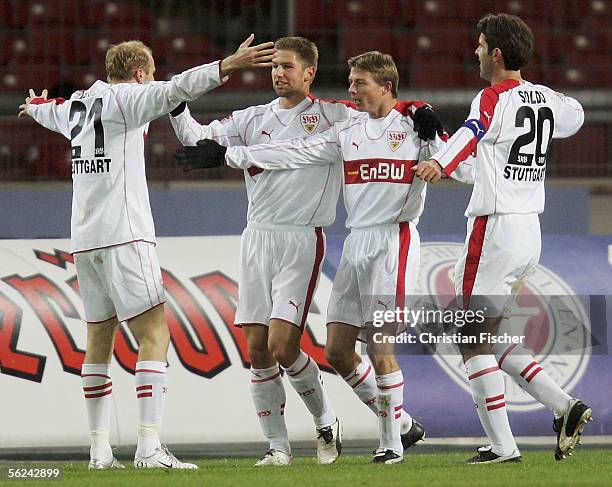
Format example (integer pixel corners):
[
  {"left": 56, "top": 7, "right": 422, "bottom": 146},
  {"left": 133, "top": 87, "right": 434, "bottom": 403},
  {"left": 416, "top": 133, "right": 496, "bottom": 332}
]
[
  {"left": 234, "top": 223, "right": 325, "bottom": 330},
  {"left": 454, "top": 213, "right": 541, "bottom": 318},
  {"left": 326, "top": 222, "right": 420, "bottom": 327},
  {"left": 74, "top": 241, "right": 166, "bottom": 323}
]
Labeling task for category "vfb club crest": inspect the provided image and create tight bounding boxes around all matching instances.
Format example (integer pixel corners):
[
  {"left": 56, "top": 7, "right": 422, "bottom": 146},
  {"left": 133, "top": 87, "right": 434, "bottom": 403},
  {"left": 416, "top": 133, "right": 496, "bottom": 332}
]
[
  {"left": 387, "top": 131, "right": 406, "bottom": 151},
  {"left": 417, "top": 242, "right": 590, "bottom": 412},
  {"left": 300, "top": 114, "right": 320, "bottom": 134}
]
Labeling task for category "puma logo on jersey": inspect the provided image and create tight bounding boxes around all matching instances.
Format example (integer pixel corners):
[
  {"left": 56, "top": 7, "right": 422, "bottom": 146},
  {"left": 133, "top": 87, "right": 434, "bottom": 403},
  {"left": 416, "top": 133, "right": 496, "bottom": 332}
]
[
  {"left": 377, "top": 299, "right": 391, "bottom": 311},
  {"left": 352, "top": 141, "right": 360, "bottom": 150},
  {"left": 289, "top": 300, "right": 301, "bottom": 313},
  {"left": 483, "top": 111, "right": 492, "bottom": 123},
  {"left": 470, "top": 120, "right": 484, "bottom": 136},
  {"left": 261, "top": 129, "right": 273, "bottom": 140},
  {"left": 300, "top": 113, "right": 320, "bottom": 134}
]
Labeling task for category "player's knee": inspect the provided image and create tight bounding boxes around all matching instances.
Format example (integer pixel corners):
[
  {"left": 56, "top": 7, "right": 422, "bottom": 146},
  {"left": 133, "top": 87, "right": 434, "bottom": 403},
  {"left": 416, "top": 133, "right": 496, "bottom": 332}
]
[
  {"left": 268, "top": 341, "right": 299, "bottom": 368},
  {"left": 247, "top": 342, "right": 273, "bottom": 367}
]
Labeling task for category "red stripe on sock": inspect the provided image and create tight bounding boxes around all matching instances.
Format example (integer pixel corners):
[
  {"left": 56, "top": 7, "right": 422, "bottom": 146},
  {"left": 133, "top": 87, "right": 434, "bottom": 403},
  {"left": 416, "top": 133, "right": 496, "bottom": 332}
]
[
  {"left": 351, "top": 365, "right": 372, "bottom": 388},
  {"left": 497, "top": 344, "right": 518, "bottom": 368},
  {"left": 287, "top": 356, "right": 311, "bottom": 377},
  {"left": 525, "top": 367, "right": 543, "bottom": 383},
  {"left": 394, "top": 405, "right": 403, "bottom": 411},
  {"left": 135, "top": 369, "right": 165, "bottom": 374},
  {"left": 395, "top": 413, "right": 402, "bottom": 419},
  {"left": 487, "top": 402, "right": 505, "bottom": 411},
  {"left": 137, "top": 392, "right": 153, "bottom": 398},
  {"left": 251, "top": 371, "right": 281, "bottom": 384},
  {"left": 378, "top": 381, "right": 404, "bottom": 390},
  {"left": 520, "top": 361, "right": 537, "bottom": 378},
  {"left": 85, "top": 389, "right": 112, "bottom": 399},
  {"left": 136, "top": 385, "right": 153, "bottom": 391},
  {"left": 468, "top": 366, "right": 499, "bottom": 380},
  {"left": 485, "top": 394, "right": 504, "bottom": 403},
  {"left": 83, "top": 382, "right": 112, "bottom": 392},
  {"left": 81, "top": 373, "right": 110, "bottom": 379}
]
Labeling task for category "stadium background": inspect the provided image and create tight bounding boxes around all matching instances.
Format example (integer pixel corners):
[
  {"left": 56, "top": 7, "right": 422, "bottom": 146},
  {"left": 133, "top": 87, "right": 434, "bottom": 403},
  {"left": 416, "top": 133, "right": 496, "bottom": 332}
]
[{"left": 0, "top": 0, "right": 611, "bottom": 464}]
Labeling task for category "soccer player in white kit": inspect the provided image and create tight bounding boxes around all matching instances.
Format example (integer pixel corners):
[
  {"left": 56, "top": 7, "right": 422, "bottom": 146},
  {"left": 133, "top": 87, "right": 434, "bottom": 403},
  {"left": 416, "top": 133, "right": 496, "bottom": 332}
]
[
  {"left": 413, "top": 13, "right": 592, "bottom": 463},
  {"left": 18, "top": 36, "right": 275, "bottom": 470},
  {"left": 172, "top": 39, "right": 439, "bottom": 465},
  {"left": 183, "top": 51, "right": 446, "bottom": 464}
]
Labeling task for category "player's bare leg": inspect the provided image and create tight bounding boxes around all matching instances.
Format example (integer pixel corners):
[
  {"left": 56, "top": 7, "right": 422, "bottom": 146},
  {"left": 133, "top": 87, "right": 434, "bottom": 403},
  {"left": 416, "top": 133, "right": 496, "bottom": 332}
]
[
  {"left": 243, "top": 324, "right": 291, "bottom": 466},
  {"left": 460, "top": 317, "right": 521, "bottom": 464},
  {"left": 129, "top": 304, "right": 197, "bottom": 469},
  {"left": 83, "top": 318, "right": 124, "bottom": 470},
  {"left": 269, "top": 319, "right": 340, "bottom": 464}
]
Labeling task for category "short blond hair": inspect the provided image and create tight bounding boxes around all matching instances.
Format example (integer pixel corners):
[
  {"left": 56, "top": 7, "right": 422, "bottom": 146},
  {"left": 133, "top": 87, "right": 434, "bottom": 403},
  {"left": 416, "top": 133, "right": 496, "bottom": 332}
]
[
  {"left": 348, "top": 51, "right": 399, "bottom": 97},
  {"left": 105, "top": 41, "right": 152, "bottom": 82}
]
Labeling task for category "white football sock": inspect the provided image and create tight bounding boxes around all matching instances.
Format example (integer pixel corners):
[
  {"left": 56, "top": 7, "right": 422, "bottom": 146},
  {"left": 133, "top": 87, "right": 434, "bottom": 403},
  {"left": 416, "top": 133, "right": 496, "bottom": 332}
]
[
  {"left": 376, "top": 370, "right": 404, "bottom": 455},
  {"left": 82, "top": 363, "right": 113, "bottom": 461},
  {"left": 284, "top": 351, "right": 336, "bottom": 429},
  {"left": 135, "top": 361, "right": 166, "bottom": 457},
  {"left": 250, "top": 365, "right": 290, "bottom": 454},
  {"left": 343, "top": 359, "right": 413, "bottom": 432},
  {"left": 494, "top": 344, "right": 571, "bottom": 417},
  {"left": 465, "top": 355, "right": 517, "bottom": 457}
]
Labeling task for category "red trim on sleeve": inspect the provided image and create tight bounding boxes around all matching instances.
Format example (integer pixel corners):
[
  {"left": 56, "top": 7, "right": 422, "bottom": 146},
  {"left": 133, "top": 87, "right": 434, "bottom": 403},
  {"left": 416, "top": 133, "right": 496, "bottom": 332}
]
[
  {"left": 30, "top": 97, "right": 65, "bottom": 105},
  {"left": 393, "top": 100, "right": 429, "bottom": 118}
]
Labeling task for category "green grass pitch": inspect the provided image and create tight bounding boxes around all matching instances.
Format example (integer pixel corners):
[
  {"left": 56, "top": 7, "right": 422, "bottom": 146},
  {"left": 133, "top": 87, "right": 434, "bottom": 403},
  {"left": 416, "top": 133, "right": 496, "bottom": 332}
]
[{"left": 2, "top": 450, "right": 611, "bottom": 486}]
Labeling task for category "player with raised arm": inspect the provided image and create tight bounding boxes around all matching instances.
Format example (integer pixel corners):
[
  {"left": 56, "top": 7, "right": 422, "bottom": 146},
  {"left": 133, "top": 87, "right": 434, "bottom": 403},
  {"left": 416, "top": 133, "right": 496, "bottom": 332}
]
[
  {"left": 413, "top": 13, "right": 592, "bottom": 463},
  {"left": 171, "top": 38, "right": 441, "bottom": 466},
  {"left": 19, "top": 36, "right": 275, "bottom": 470},
  {"left": 178, "top": 51, "right": 447, "bottom": 464}
]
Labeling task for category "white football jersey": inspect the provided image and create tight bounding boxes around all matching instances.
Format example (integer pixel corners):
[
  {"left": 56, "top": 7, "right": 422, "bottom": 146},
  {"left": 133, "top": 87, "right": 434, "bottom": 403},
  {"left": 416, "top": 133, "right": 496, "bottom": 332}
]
[
  {"left": 171, "top": 96, "right": 354, "bottom": 226},
  {"left": 26, "top": 62, "right": 227, "bottom": 252},
  {"left": 433, "top": 79, "right": 584, "bottom": 216},
  {"left": 225, "top": 102, "right": 446, "bottom": 229}
]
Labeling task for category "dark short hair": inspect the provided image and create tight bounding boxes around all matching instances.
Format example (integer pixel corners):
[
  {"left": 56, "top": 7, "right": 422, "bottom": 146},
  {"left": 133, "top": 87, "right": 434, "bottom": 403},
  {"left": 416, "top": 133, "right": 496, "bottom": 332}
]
[
  {"left": 347, "top": 51, "right": 399, "bottom": 97},
  {"left": 275, "top": 36, "right": 318, "bottom": 68},
  {"left": 477, "top": 13, "right": 534, "bottom": 70}
]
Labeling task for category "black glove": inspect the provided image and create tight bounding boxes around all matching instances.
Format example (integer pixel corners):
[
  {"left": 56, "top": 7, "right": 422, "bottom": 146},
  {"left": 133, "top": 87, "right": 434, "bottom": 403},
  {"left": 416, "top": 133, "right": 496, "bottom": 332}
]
[
  {"left": 175, "top": 139, "right": 227, "bottom": 172},
  {"left": 413, "top": 105, "right": 444, "bottom": 141},
  {"left": 170, "top": 101, "right": 187, "bottom": 117}
]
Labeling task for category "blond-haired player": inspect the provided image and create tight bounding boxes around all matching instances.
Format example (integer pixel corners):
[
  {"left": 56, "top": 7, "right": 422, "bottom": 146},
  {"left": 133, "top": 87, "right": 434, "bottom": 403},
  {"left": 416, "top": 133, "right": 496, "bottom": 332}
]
[{"left": 19, "top": 36, "right": 275, "bottom": 470}]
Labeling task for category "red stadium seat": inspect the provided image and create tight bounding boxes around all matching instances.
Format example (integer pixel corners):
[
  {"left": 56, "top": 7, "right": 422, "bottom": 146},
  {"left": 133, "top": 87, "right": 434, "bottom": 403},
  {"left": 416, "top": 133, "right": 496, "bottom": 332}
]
[
  {"left": 412, "top": 22, "right": 470, "bottom": 56},
  {"left": 410, "top": 59, "right": 464, "bottom": 88},
  {"left": 219, "top": 69, "right": 272, "bottom": 91},
  {"left": 7, "top": 30, "right": 79, "bottom": 65},
  {"left": 1, "top": 65, "right": 61, "bottom": 92},
  {"left": 90, "top": 0, "right": 152, "bottom": 29},
  {"left": 152, "top": 34, "right": 223, "bottom": 67},
  {"left": 337, "top": 0, "right": 401, "bottom": 22},
  {"left": 13, "top": 0, "right": 94, "bottom": 28},
  {"left": 341, "top": 26, "right": 397, "bottom": 59},
  {"left": 0, "top": 0, "right": 13, "bottom": 29},
  {"left": 60, "top": 66, "right": 105, "bottom": 90}
]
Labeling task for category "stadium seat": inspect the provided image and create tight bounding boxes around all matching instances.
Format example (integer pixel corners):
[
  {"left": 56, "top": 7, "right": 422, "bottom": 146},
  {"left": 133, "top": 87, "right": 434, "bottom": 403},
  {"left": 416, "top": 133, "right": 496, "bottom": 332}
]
[
  {"left": 1, "top": 65, "right": 61, "bottom": 91},
  {"left": 7, "top": 30, "right": 78, "bottom": 65},
  {"left": 60, "top": 66, "right": 105, "bottom": 90},
  {"left": 552, "top": 124, "right": 607, "bottom": 176},
  {"left": 0, "top": 0, "right": 12, "bottom": 29},
  {"left": 152, "top": 34, "right": 223, "bottom": 68},
  {"left": 13, "top": 0, "right": 93, "bottom": 28},
  {"left": 341, "top": 26, "right": 397, "bottom": 59},
  {"left": 90, "top": 0, "right": 152, "bottom": 29},
  {"left": 412, "top": 22, "right": 470, "bottom": 56},
  {"left": 410, "top": 59, "right": 464, "bottom": 88},
  {"left": 336, "top": 0, "right": 401, "bottom": 22}
]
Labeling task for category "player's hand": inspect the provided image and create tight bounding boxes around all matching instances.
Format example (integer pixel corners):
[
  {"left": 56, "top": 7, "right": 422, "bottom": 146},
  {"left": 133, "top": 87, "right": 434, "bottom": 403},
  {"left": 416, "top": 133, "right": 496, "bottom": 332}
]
[
  {"left": 412, "top": 159, "right": 443, "bottom": 183},
  {"left": 175, "top": 139, "right": 227, "bottom": 172},
  {"left": 18, "top": 88, "right": 48, "bottom": 118},
  {"left": 413, "top": 106, "right": 443, "bottom": 141},
  {"left": 220, "top": 34, "right": 276, "bottom": 76}
]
